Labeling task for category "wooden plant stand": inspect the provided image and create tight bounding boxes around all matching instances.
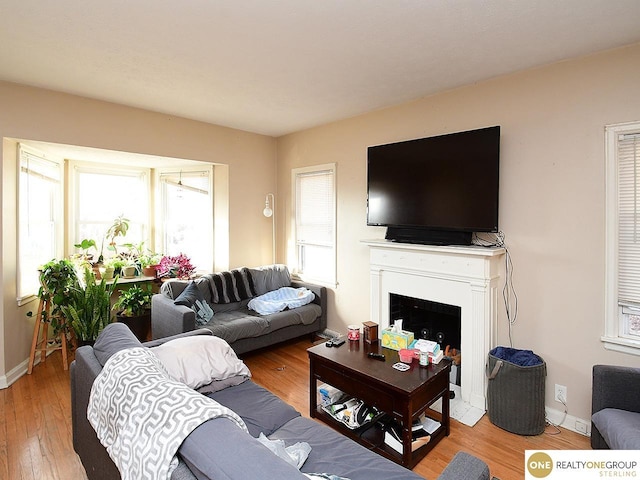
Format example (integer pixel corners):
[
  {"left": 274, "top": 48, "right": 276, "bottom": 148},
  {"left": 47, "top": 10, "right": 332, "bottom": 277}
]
[{"left": 27, "top": 296, "right": 69, "bottom": 374}]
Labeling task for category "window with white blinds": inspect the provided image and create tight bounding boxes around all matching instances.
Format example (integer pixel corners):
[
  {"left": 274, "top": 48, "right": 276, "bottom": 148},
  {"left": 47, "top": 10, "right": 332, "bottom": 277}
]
[
  {"left": 617, "top": 132, "right": 640, "bottom": 305},
  {"left": 18, "top": 145, "right": 63, "bottom": 303},
  {"left": 158, "top": 168, "right": 213, "bottom": 273},
  {"left": 292, "top": 164, "right": 336, "bottom": 285},
  {"left": 604, "top": 122, "right": 640, "bottom": 355}
]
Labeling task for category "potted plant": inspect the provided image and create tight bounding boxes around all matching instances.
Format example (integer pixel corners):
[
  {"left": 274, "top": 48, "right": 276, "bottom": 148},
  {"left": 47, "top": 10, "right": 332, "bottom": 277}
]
[
  {"left": 113, "top": 284, "right": 153, "bottom": 341},
  {"left": 73, "top": 239, "right": 97, "bottom": 262},
  {"left": 157, "top": 253, "right": 196, "bottom": 279},
  {"left": 140, "top": 252, "right": 162, "bottom": 277},
  {"left": 35, "top": 258, "right": 80, "bottom": 336},
  {"left": 98, "top": 215, "right": 130, "bottom": 263},
  {"left": 121, "top": 261, "right": 137, "bottom": 278},
  {"left": 60, "top": 266, "right": 119, "bottom": 346},
  {"left": 99, "top": 257, "right": 117, "bottom": 281}
]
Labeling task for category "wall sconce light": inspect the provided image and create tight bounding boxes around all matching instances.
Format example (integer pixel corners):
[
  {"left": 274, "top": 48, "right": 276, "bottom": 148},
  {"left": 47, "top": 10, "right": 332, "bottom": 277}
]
[{"left": 263, "top": 193, "right": 275, "bottom": 263}]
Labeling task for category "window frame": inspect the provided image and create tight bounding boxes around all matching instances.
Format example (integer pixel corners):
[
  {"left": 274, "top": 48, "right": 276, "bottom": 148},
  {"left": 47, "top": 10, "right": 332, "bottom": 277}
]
[
  {"left": 291, "top": 163, "right": 337, "bottom": 287},
  {"left": 17, "top": 144, "right": 64, "bottom": 305},
  {"left": 155, "top": 165, "right": 215, "bottom": 273},
  {"left": 68, "top": 160, "right": 151, "bottom": 260},
  {"left": 604, "top": 120, "right": 640, "bottom": 355}
]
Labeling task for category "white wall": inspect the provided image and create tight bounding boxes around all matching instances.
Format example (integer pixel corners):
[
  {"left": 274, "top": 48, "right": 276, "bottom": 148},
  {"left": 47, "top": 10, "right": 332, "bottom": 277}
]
[{"left": 277, "top": 43, "right": 640, "bottom": 423}]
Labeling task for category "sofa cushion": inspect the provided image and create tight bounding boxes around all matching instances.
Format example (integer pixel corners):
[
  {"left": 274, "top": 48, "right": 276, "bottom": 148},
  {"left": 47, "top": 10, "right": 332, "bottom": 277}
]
[
  {"left": 151, "top": 335, "right": 251, "bottom": 389},
  {"left": 175, "top": 281, "right": 214, "bottom": 326},
  {"left": 175, "top": 281, "right": 204, "bottom": 306},
  {"left": 160, "top": 279, "right": 190, "bottom": 300},
  {"left": 93, "top": 322, "right": 143, "bottom": 366},
  {"left": 592, "top": 408, "right": 640, "bottom": 449},
  {"left": 207, "top": 379, "right": 300, "bottom": 437},
  {"left": 249, "top": 264, "right": 291, "bottom": 295},
  {"left": 269, "top": 416, "right": 423, "bottom": 479}
]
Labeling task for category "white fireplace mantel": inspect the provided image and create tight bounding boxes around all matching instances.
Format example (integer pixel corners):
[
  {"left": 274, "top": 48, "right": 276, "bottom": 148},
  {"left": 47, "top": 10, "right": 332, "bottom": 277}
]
[{"left": 363, "top": 239, "right": 505, "bottom": 410}]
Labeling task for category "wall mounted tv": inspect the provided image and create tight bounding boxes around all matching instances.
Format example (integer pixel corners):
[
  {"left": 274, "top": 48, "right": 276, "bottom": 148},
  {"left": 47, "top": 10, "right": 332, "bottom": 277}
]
[{"left": 367, "top": 125, "right": 500, "bottom": 246}]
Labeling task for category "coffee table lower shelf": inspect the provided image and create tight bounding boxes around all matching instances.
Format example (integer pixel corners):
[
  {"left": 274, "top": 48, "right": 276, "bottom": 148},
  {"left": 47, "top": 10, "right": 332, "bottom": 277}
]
[{"left": 313, "top": 407, "right": 446, "bottom": 469}]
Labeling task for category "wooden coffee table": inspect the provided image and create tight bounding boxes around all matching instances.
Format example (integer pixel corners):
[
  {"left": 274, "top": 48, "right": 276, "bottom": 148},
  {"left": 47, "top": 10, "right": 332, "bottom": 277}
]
[{"left": 308, "top": 339, "right": 451, "bottom": 469}]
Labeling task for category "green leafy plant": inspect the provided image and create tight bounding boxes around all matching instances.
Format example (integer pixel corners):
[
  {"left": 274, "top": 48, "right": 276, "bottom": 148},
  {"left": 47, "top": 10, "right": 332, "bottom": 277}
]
[
  {"left": 98, "top": 215, "right": 130, "bottom": 262},
  {"left": 73, "top": 239, "right": 97, "bottom": 260},
  {"left": 37, "top": 259, "right": 80, "bottom": 333},
  {"left": 60, "top": 266, "right": 119, "bottom": 343},
  {"left": 113, "top": 284, "right": 153, "bottom": 317}
]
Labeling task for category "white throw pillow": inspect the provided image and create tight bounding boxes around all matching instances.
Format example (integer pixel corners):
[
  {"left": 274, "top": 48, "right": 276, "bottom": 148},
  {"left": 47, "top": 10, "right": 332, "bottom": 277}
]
[{"left": 151, "top": 335, "right": 251, "bottom": 389}]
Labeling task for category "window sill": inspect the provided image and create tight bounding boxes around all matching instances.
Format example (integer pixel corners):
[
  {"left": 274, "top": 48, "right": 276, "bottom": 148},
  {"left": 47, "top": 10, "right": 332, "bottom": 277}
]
[
  {"left": 601, "top": 335, "right": 640, "bottom": 356},
  {"left": 291, "top": 273, "right": 337, "bottom": 289}
]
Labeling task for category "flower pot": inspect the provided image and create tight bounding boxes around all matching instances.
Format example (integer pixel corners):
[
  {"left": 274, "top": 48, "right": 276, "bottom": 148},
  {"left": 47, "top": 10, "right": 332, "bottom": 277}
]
[
  {"left": 99, "top": 266, "right": 115, "bottom": 280},
  {"left": 142, "top": 265, "right": 158, "bottom": 278},
  {"left": 116, "top": 311, "right": 151, "bottom": 342},
  {"left": 121, "top": 265, "right": 136, "bottom": 278}
]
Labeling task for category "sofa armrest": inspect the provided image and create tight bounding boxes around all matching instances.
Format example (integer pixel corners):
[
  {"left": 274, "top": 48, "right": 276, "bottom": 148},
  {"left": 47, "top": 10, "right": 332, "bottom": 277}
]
[
  {"left": 592, "top": 365, "right": 640, "bottom": 415},
  {"left": 291, "top": 280, "right": 327, "bottom": 332},
  {"left": 437, "top": 451, "right": 490, "bottom": 480},
  {"left": 151, "top": 293, "right": 196, "bottom": 340}
]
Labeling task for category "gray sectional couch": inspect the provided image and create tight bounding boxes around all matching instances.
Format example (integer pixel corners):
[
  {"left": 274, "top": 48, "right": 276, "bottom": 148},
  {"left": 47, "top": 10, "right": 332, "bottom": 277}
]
[
  {"left": 151, "top": 264, "right": 327, "bottom": 354},
  {"left": 71, "top": 323, "right": 494, "bottom": 480},
  {"left": 591, "top": 364, "right": 640, "bottom": 449}
]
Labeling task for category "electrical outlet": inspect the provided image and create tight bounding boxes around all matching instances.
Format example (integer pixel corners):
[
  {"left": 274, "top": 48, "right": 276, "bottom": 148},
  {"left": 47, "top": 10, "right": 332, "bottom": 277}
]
[
  {"left": 575, "top": 420, "right": 588, "bottom": 435},
  {"left": 555, "top": 384, "right": 567, "bottom": 403}
]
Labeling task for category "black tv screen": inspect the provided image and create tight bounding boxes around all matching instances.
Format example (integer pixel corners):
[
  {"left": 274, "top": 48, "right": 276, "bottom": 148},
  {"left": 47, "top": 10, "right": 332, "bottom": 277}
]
[{"left": 367, "top": 126, "right": 500, "bottom": 244}]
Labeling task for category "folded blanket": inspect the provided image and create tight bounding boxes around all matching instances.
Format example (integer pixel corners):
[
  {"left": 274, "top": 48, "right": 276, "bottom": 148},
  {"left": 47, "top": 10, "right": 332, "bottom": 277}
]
[
  {"left": 88, "top": 347, "right": 248, "bottom": 480},
  {"left": 248, "top": 287, "right": 315, "bottom": 315},
  {"left": 490, "top": 346, "right": 543, "bottom": 367}
]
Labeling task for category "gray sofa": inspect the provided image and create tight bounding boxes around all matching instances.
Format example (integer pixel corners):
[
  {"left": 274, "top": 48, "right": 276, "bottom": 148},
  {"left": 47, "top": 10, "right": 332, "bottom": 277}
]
[
  {"left": 71, "top": 324, "right": 493, "bottom": 480},
  {"left": 152, "top": 264, "right": 326, "bottom": 354},
  {"left": 591, "top": 364, "right": 640, "bottom": 449}
]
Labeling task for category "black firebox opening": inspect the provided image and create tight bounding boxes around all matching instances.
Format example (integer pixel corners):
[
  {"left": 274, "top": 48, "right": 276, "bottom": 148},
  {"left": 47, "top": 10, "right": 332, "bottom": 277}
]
[{"left": 389, "top": 293, "right": 461, "bottom": 351}]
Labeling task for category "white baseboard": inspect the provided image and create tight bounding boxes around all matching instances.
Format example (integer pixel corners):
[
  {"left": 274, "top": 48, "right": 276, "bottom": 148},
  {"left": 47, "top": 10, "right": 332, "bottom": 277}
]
[
  {"left": 545, "top": 405, "right": 591, "bottom": 437},
  {"left": 0, "top": 353, "right": 48, "bottom": 389}
]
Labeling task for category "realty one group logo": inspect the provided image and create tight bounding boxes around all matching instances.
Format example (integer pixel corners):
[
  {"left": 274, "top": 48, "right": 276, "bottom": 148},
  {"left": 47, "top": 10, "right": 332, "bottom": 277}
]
[{"left": 526, "top": 450, "right": 640, "bottom": 479}]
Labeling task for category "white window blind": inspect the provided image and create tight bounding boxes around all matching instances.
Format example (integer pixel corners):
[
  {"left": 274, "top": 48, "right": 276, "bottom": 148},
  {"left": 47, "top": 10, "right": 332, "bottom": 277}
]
[
  {"left": 617, "top": 132, "right": 640, "bottom": 306},
  {"left": 604, "top": 122, "right": 640, "bottom": 354},
  {"left": 18, "top": 145, "right": 62, "bottom": 302},
  {"left": 294, "top": 165, "right": 336, "bottom": 284}
]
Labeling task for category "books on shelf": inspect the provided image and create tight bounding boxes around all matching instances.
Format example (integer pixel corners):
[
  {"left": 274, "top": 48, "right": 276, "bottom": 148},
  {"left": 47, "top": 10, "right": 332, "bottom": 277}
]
[
  {"left": 420, "top": 415, "right": 441, "bottom": 434},
  {"left": 383, "top": 419, "right": 435, "bottom": 454}
]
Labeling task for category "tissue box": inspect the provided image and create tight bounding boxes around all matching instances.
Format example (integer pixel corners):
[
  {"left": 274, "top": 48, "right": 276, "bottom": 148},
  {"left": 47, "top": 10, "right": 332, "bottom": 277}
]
[
  {"left": 381, "top": 327, "right": 415, "bottom": 351},
  {"left": 318, "top": 383, "right": 343, "bottom": 406}
]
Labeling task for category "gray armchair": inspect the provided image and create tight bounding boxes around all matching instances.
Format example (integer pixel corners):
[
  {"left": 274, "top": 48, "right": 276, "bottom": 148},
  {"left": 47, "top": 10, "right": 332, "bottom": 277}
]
[{"left": 591, "top": 365, "right": 640, "bottom": 449}]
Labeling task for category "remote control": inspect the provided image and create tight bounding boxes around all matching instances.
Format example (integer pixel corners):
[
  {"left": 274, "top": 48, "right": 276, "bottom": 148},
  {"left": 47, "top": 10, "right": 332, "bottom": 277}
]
[
  {"left": 332, "top": 338, "right": 345, "bottom": 347},
  {"left": 367, "top": 352, "right": 385, "bottom": 361}
]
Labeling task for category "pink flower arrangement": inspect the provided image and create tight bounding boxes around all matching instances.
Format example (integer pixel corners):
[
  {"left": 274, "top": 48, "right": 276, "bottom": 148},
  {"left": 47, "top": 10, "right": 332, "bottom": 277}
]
[{"left": 157, "top": 253, "right": 195, "bottom": 279}]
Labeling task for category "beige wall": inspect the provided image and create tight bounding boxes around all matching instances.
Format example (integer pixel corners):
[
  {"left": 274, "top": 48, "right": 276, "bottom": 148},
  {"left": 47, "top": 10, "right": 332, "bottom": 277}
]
[
  {"left": 277, "top": 43, "right": 640, "bottom": 423},
  {"left": 0, "top": 81, "right": 277, "bottom": 382}
]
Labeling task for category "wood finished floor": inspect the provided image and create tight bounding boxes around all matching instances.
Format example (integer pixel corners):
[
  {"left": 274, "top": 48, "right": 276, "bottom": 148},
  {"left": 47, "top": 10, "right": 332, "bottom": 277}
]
[{"left": 1, "top": 337, "right": 590, "bottom": 479}]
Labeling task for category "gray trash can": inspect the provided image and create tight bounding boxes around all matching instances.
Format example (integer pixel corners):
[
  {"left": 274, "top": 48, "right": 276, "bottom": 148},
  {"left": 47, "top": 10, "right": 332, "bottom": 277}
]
[{"left": 486, "top": 346, "right": 546, "bottom": 435}]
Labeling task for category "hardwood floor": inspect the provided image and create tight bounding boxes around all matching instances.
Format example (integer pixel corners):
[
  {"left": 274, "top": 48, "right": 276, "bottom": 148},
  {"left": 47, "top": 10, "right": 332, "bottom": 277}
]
[{"left": 0, "top": 337, "right": 590, "bottom": 479}]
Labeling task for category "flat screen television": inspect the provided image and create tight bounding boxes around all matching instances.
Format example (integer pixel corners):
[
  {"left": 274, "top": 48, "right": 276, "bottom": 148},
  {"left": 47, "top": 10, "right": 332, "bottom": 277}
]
[{"left": 367, "top": 126, "right": 500, "bottom": 245}]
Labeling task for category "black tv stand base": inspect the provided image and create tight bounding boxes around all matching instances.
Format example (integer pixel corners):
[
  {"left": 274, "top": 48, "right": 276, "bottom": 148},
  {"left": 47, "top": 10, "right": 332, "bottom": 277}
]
[{"left": 385, "top": 227, "right": 472, "bottom": 246}]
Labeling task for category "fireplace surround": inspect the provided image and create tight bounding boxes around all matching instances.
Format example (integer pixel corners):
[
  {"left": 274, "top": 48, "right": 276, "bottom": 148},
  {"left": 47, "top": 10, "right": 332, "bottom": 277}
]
[{"left": 364, "top": 239, "right": 505, "bottom": 410}]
